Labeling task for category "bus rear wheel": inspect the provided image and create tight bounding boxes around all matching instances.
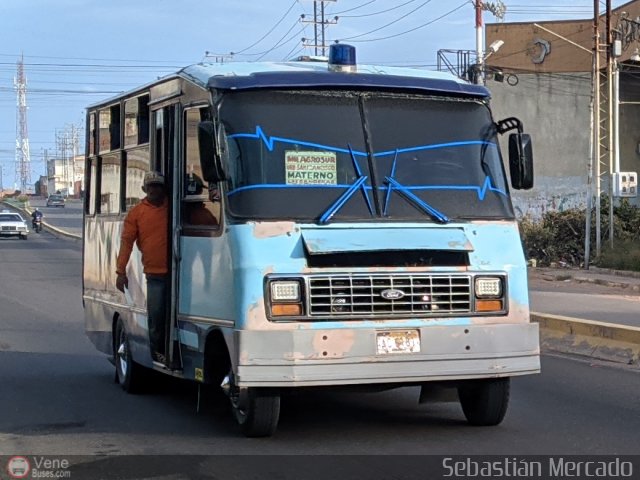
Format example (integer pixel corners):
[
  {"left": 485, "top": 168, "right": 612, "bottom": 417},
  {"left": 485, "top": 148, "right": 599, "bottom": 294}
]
[
  {"left": 458, "top": 377, "right": 510, "bottom": 426},
  {"left": 229, "top": 385, "right": 280, "bottom": 438},
  {"left": 115, "top": 318, "right": 149, "bottom": 394}
]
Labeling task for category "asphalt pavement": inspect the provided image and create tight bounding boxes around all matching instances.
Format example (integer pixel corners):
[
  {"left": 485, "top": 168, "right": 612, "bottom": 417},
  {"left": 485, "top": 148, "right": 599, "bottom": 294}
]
[
  {"left": 27, "top": 196, "right": 82, "bottom": 237},
  {"left": 529, "top": 267, "right": 640, "bottom": 327},
  {"left": 0, "top": 233, "right": 639, "bottom": 458}
]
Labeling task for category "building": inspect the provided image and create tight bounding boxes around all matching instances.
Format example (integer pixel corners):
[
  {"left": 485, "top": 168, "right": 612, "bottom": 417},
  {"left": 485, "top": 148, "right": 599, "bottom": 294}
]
[
  {"left": 47, "top": 155, "right": 84, "bottom": 197},
  {"left": 483, "top": 1, "right": 640, "bottom": 217}
]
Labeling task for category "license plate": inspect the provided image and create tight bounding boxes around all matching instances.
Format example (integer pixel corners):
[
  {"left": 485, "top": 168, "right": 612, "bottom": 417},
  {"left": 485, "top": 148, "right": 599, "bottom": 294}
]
[{"left": 376, "top": 330, "right": 421, "bottom": 355}]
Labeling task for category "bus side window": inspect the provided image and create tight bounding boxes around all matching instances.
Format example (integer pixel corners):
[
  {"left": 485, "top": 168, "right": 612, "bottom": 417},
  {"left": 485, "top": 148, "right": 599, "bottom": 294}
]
[{"left": 182, "top": 107, "right": 221, "bottom": 232}]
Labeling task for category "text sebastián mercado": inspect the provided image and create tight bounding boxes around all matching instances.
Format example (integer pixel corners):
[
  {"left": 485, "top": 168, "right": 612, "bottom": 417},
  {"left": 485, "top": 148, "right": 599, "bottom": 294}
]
[{"left": 442, "top": 457, "right": 633, "bottom": 478}]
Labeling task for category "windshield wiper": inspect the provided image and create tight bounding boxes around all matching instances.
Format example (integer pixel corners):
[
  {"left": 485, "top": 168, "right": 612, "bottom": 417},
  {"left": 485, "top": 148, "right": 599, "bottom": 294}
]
[
  {"left": 319, "top": 176, "right": 368, "bottom": 224},
  {"left": 319, "top": 144, "right": 373, "bottom": 224},
  {"left": 382, "top": 149, "right": 449, "bottom": 223},
  {"left": 385, "top": 177, "right": 449, "bottom": 223}
]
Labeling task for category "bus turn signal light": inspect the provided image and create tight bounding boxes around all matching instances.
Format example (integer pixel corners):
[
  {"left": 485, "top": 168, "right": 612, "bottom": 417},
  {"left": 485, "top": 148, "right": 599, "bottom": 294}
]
[
  {"left": 271, "top": 303, "right": 302, "bottom": 316},
  {"left": 475, "top": 299, "right": 503, "bottom": 312}
]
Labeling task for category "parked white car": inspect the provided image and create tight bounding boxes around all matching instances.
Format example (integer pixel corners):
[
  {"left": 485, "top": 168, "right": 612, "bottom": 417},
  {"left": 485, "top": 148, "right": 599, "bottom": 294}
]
[{"left": 0, "top": 210, "right": 29, "bottom": 240}]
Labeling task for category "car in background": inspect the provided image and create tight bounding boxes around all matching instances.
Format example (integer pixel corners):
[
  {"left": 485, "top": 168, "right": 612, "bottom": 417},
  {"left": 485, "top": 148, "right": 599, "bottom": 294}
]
[
  {"left": 0, "top": 210, "right": 28, "bottom": 240},
  {"left": 47, "top": 194, "right": 65, "bottom": 208}
]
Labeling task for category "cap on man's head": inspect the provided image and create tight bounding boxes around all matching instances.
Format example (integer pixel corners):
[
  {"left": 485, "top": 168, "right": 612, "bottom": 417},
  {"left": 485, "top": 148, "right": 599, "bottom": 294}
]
[{"left": 143, "top": 171, "right": 165, "bottom": 186}]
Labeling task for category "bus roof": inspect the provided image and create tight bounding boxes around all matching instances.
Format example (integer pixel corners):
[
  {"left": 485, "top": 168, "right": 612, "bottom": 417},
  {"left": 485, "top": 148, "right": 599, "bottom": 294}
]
[
  {"left": 87, "top": 59, "right": 489, "bottom": 109},
  {"left": 180, "top": 60, "right": 489, "bottom": 98}
]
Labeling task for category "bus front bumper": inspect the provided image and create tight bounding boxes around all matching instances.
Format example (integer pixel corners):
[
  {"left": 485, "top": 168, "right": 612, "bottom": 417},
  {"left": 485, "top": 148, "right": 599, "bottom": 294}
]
[{"left": 235, "top": 323, "right": 540, "bottom": 388}]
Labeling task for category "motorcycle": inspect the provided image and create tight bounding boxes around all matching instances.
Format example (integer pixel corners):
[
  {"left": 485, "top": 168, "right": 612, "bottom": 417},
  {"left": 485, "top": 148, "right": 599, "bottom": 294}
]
[{"left": 32, "top": 217, "right": 43, "bottom": 233}]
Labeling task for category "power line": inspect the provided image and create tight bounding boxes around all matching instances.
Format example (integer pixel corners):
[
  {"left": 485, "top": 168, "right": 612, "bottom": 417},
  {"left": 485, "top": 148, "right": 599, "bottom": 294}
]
[
  {"left": 330, "top": 0, "right": 377, "bottom": 15},
  {"left": 256, "top": 23, "right": 307, "bottom": 61},
  {"left": 338, "top": 0, "right": 432, "bottom": 41},
  {"left": 337, "top": 0, "right": 418, "bottom": 19},
  {"left": 345, "top": 1, "right": 467, "bottom": 43},
  {"left": 231, "top": 0, "right": 300, "bottom": 55}
]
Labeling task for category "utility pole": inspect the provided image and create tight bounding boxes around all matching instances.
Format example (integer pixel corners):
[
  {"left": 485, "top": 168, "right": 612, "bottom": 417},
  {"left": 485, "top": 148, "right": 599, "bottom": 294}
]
[
  {"left": 302, "top": 1, "right": 337, "bottom": 56},
  {"left": 475, "top": 1, "right": 484, "bottom": 85},
  {"left": 473, "top": 1, "right": 506, "bottom": 84}
]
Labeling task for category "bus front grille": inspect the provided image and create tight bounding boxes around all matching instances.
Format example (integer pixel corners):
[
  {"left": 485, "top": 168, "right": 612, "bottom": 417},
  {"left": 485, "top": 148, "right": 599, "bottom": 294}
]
[{"left": 308, "top": 274, "right": 472, "bottom": 317}]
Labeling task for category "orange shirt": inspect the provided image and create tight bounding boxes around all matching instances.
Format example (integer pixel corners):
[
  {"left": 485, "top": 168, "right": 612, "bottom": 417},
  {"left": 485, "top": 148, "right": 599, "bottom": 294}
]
[{"left": 116, "top": 198, "right": 168, "bottom": 275}]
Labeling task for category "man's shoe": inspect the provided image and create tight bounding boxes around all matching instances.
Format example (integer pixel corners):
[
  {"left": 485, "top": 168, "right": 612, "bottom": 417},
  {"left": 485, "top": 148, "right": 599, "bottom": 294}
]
[{"left": 152, "top": 352, "right": 166, "bottom": 364}]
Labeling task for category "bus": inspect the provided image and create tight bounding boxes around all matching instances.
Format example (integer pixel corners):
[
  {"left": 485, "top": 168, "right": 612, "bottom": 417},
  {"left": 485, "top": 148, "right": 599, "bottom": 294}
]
[{"left": 83, "top": 44, "right": 539, "bottom": 437}]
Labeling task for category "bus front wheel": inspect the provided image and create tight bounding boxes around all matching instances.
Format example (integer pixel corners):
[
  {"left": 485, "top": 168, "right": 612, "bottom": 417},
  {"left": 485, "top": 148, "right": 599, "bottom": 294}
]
[
  {"left": 230, "top": 385, "right": 280, "bottom": 438},
  {"left": 458, "top": 377, "right": 510, "bottom": 426}
]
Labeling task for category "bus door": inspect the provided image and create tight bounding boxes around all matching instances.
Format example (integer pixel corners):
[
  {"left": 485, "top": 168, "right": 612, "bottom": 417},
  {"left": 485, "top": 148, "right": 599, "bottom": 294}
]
[
  {"left": 177, "top": 105, "right": 223, "bottom": 323},
  {"left": 151, "top": 103, "right": 181, "bottom": 367}
]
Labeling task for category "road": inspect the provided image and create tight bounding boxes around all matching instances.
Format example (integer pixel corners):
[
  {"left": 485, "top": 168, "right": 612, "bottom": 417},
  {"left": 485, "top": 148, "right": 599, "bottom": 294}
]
[
  {"left": 1, "top": 232, "right": 639, "bottom": 463},
  {"left": 28, "top": 196, "right": 82, "bottom": 237},
  {"left": 529, "top": 273, "right": 640, "bottom": 327}
]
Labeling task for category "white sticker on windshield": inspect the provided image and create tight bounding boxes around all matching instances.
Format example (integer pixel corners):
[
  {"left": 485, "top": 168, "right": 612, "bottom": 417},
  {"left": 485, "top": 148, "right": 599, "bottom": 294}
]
[{"left": 285, "top": 151, "right": 337, "bottom": 185}]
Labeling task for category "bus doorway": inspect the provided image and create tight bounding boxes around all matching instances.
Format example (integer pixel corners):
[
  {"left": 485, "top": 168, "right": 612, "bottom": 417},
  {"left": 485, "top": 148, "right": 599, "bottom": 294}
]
[{"left": 150, "top": 103, "right": 180, "bottom": 369}]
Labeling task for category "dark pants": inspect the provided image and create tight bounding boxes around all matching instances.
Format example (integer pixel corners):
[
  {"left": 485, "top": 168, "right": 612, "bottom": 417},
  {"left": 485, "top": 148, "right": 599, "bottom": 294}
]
[{"left": 146, "top": 274, "right": 168, "bottom": 355}]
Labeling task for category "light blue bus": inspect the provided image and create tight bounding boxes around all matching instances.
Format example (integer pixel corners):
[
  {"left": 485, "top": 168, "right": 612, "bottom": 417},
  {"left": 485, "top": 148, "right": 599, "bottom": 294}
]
[{"left": 83, "top": 44, "right": 539, "bottom": 437}]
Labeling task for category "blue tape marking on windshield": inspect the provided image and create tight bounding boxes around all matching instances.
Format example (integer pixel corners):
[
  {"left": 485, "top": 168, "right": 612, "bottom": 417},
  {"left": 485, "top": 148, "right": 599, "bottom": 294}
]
[
  {"left": 403, "top": 176, "right": 506, "bottom": 200},
  {"left": 229, "top": 126, "right": 368, "bottom": 156},
  {"left": 373, "top": 140, "right": 496, "bottom": 158},
  {"left": 227, "top": 177, "right": 507, "bottom": 199},
  {"left": 349, "top": 144, "right": 373, "bottom": 216},
  {"left": 228, "top": 126, "right": 497, "bottom": 158}
]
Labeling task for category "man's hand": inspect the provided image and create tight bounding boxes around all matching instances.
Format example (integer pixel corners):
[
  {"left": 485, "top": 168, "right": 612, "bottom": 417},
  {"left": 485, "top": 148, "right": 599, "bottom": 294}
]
[{"left": 116, "top": 274, "right": 128, "bottom": 293}]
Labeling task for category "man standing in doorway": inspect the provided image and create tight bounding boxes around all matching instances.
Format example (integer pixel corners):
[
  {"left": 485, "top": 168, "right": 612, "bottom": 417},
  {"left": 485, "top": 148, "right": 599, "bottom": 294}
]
[{"left": 115, "top": 171, "right": 169, "bottom": 364}]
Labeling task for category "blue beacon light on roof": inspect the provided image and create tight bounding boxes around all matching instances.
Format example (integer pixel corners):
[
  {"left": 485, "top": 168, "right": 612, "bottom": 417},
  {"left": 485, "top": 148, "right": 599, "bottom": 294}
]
[{"left": 329, "top": 44, "right": 357, "bottom": 73}]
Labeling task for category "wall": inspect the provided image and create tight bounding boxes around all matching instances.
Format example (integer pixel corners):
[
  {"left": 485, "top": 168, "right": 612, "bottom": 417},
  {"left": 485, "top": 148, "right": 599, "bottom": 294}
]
[{"left": 487, "top": 72, "right": 592, "bottom": 218}]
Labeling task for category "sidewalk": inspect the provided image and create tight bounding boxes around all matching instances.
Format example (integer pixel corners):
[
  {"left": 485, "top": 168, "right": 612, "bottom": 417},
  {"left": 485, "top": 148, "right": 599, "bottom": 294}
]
[{"left": 530, "top": 266, "right": 640, "bottom": 292}]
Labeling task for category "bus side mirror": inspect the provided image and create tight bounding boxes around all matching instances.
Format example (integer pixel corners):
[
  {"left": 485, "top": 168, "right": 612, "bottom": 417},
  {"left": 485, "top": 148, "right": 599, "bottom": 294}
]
[
  {"left": 508, "top": 133, "right": 534, "bottom": 190},
  {"left": 197, "top": 121, "right": 226, "bottom": 183}
]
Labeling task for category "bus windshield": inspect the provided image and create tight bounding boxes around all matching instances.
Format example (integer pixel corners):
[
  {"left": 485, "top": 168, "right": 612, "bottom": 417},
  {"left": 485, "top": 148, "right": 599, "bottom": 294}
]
[{"left": 220, "top": 90, "right": 514, "bottom": 222}]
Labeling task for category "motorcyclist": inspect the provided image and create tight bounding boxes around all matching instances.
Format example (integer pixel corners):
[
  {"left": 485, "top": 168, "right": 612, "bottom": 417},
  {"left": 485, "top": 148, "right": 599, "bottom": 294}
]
[{"left": 31, "top": 208, "right": 43, "bottom": 230}]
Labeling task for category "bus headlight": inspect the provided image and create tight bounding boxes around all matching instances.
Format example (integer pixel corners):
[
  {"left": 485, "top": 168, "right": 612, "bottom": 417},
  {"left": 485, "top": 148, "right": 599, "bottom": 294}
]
[
  {"left": 270, "top": 281, "right": 301, "bottom": 302},
  {"left": 474, "top": 276, "right": 504, "bottom": 313},
  {"left": 475, "top": 277, "right": 502, "bottom": 298},
  {"left": 269, "top": 279, "right": 304, "bottom": 317}
]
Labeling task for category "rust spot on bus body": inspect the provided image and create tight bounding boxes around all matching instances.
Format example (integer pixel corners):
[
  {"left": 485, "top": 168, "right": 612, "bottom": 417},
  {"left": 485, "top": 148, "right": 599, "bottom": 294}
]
[{"left": 252, "top": 221, "right": 296, "bottom": 239}]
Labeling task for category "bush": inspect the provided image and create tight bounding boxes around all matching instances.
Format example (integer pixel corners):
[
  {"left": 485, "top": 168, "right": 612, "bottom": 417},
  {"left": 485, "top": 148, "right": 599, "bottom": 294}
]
[{"left": 519, "top": 196, "right": 640, "bottom": 270}]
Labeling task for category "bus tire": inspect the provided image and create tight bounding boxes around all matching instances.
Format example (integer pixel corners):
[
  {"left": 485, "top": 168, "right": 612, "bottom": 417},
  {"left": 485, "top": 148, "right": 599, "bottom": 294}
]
[
  {"left": 115, "top": 318, "right": 148, "bottom": 394},
  {"left": 458, "top": 377, "right": 510, "bottom": 426},
  {"left": 231, "top": 387, "right": 280, "bottom": 438}
]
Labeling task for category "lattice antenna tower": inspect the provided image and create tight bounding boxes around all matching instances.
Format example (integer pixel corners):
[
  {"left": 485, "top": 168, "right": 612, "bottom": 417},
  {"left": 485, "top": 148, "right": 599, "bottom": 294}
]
[{"left": 14, "top": 55, "right": 31, "bottom": 192}]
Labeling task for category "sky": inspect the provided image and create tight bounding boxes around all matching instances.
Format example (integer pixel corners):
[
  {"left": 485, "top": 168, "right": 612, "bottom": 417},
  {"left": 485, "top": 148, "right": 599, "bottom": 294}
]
[{"left": 0, "top": 0, "right": 628, "bottom": 190}]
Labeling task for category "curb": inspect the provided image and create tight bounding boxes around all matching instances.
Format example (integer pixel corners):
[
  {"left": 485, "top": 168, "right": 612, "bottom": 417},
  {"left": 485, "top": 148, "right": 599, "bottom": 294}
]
[
  {"left": 1, "top": 201, "right": 81, "bottom": 240},
  {"left": 532, "top": 312, "right": 640, "bottom": 366}
]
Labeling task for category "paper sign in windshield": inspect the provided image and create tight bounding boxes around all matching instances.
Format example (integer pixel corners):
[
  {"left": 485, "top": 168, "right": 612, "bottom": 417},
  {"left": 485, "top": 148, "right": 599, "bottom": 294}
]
[{"left": 285, "top": 151, "right": 337, "bottom": 185}]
